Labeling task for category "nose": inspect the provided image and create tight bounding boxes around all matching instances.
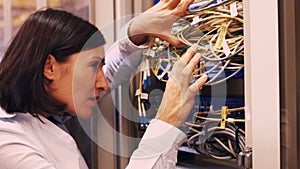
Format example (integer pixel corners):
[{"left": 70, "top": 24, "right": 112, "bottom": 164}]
[{"left": 95, "top": 69, "right": 110, "bottom": 95}]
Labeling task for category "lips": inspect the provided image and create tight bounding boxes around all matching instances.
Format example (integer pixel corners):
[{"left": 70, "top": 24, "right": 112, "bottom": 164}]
[
  {"left": 88, "top": 96, "right": 99, "bottom": 101},
  {"left": 87, "top": 98, "right": 97, "bottom": 107},
  {"left": 87, "top": 96, "right": 100, "bottom": 107}
]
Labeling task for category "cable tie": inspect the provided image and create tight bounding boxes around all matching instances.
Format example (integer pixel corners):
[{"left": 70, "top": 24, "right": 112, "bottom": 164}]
[
  {"left": 135, "top": 89, "right": 141, "bottom": 96},
  {"left": 220, "top": 106, "right": 228, "bottom": 129},
  {"left": 191, "top": 16, "right": 201, "bottom": 25},
  {"left": 141, "top": 93, "right": 149, "bottom": 100},
  {"left": 230, "top": 2, "right": 238, "bottom": 17},
  {"left": 222, "top": 39, "right": 231, "bottom": 56},
  {"left": 227, "top": 118, "right": 234, "bottom": 123}
]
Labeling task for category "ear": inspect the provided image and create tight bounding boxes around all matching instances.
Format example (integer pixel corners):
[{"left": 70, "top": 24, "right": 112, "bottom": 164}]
[{"left": 44, "top": 54, "right": 57, "bottom": 80}]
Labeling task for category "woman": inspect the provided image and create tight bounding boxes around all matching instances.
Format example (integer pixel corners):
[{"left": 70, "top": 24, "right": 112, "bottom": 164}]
[{"left": 0, "top": 0, "right": 207, "bottom": 168}]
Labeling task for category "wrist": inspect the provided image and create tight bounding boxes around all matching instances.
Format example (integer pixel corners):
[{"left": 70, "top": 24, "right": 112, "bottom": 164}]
[
  {"left": 128, "top": 34, "right": 149, "bottom": 46},
  {"left": 128, "top": 18, "right": 150, "bottom": 46}
]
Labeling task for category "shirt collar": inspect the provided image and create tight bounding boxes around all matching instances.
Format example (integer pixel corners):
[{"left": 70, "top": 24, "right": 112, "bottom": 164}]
[{"left": 0, "top": 107, "right": 16, "bottom": 118}]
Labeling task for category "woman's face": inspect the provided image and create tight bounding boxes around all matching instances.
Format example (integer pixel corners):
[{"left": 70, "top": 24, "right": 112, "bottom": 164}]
[{"left": 49, "top": 46, "right": 109, "bottom": 118}]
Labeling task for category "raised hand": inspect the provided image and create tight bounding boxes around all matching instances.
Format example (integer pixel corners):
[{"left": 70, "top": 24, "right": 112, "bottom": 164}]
[
  {"left": 129, "top": 0, "right": 194, "bottom": 46},
  {"left": 155, "top": 44, "right": 208, "bottom": 127}
]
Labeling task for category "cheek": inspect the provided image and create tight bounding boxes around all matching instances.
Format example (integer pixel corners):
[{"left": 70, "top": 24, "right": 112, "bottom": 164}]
[
  {"left": 72, "top": 68, "right": 97, "bottom": 115},
  {"left": 73, "top": 68, "right": 96, "bottom": 94}
]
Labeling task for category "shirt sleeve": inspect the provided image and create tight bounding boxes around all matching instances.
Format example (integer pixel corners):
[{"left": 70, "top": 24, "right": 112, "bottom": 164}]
[
  {"left": 125, "top": 119, "right": 186, "bottom": 169},
  {"left": 103, "top": 20, "right": 148, "bottom": 90}
]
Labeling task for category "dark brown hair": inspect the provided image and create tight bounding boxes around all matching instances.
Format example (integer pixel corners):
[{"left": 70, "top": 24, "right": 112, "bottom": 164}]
[{"left": 0, "top": 8, "right": 105, "bottom": 116}]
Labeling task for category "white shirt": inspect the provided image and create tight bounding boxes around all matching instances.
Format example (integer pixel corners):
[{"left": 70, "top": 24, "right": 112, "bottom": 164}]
[
  {"left": 0, "top": 21, "right": 187, "bottom": 169},
  {"left": 126, "top": 119, "right": 186, "bottom": 169},
  {"left": 0, "top": 108, "right": 88, "bottom": 169},
  {"left": 0, "top": 108, "right": 186, "bottom": 169}
]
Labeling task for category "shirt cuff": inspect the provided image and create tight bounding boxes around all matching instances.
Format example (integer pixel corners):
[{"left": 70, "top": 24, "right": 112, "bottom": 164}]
[{"left": 130, "top": 119, "right": 186, "bottom": 159}]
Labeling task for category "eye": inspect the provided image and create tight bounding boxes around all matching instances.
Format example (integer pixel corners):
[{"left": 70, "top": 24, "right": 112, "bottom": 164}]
[
  {"left": 92, "top": 62, "right": 99, "bottom": 68},
  {"left": 90, "top": 61, "right": 100, "bottom": 70},
  {"left": 89, "top": 58, "right": 105, "bottom": 70}
]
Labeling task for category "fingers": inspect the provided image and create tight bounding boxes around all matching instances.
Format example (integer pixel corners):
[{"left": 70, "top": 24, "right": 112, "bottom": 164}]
[
  {"left": 183, "top": 52, "right": 201, "bottom": 74},
  {"left": 180, "top": 44, "right": 199, "bottom": 65},
  {"left": 160, "top": 0, "right": 181, "bottom": 8},
  {"left": 163, "top": 0, "right": 181, "bottom": 5},
  {"left": 160, "top": 0, "right": 194, "bottom": 15},
  {"left": 159, "top": 34, "right": 183, "bottom": 46},
  {"left": 176, "top": 0, "right": 195, "bottom": 15},
  {"left": 189, "top": 74, "right": 208, "bottom": 93},
  {"left": 170, "top": 44, "right": 199, "bottom": 78}
]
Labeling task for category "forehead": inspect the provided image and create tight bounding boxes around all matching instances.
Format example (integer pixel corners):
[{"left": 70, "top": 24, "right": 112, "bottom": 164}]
[{"left": 79, "top": 46, "right": 105, "bottom": 59}]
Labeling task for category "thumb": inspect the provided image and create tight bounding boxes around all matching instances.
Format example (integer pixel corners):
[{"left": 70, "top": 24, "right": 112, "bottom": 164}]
[{"left": 159, "top": 34, "right": 184, "bottom": 46}]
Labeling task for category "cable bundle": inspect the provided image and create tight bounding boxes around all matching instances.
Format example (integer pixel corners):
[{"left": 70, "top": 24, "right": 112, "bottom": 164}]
[
  {"left": 149, "top": 0, "right": 244, "bottom": 85},
  {"left": 184, "top": 106, "right": 245, "bottom": 159},
  {"left": 136, "top": 1, "right": 245, "bottom": 137},
  {"left": 187, "top": 122, "right": 245, "bottom": 159}
]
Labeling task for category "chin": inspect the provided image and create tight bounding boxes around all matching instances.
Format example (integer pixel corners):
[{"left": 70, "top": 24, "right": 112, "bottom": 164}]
[{"left": 76, "top": 108, "right": 93, "bottom": 119}]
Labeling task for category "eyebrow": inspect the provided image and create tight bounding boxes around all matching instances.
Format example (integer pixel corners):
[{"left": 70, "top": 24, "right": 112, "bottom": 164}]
[{"left": 92, "top": 56, "right": 105, "bottom": 63}]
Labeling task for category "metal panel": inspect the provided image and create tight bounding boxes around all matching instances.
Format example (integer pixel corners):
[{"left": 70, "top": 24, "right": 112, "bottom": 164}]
[
  {"left": 244, "top": 0, "right": 281, "bottom": 168},
  {"left": 278, "top": 1, "right": 298, "bottom": 169},
  {"left": 3, "top": 0, "right": 12, "bottom": 47}
]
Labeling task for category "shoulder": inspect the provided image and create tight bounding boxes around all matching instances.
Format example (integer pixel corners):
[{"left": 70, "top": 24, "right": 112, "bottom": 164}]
[
  {"left": 0, "top": 108, "right": 26, "bottom": 134},
  {"left": 0, "top": 107, "right": 42, "bottom": 146},
  {"left": 0, "top": 108, "right": 51, "bottom": 168}
]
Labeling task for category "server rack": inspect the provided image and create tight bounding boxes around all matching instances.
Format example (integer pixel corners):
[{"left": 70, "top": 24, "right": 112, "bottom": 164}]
[
  {"left": 93, "top": 0, "right": 284, "bottom": 168},
  {"left": 1, "top": 0, "right": 289, "bottom": 168}
]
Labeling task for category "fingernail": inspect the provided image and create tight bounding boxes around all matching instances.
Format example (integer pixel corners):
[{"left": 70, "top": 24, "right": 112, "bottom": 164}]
[
  {"left": 194, "top": 53, "right": 201, "bottom": 58},
  {"left": 190, "top": 44, "right": 199, "bottom": 53}
]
